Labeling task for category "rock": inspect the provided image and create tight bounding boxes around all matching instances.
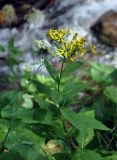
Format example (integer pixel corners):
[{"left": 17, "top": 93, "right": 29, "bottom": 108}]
[
  {"left": 0, "top": 0, "right": 54, "bottom": 28},
  {"left": 91, "top": 11, "right": 117, "bottom": 47},
  {"left": 2, "top": 5, "right": 17, "bottom": 25},
  {"left": 0, "top": 11, "right": 5, "bottom": 26},
  {"left": 25, "top": 8, "right": 45, "bottom": 27}
]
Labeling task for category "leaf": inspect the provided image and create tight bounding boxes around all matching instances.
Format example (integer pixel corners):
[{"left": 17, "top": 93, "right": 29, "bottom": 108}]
[
  {"left": 93, "top": 101, "right": 112, "bottom": 122},
  {"left": 91, "top": 62, "right": 115, "bottom": 83},
  {"left": 8, "top": 37, "right": 22, "bottom": 55},
  {"left": 62, "top": 82, "right": 87, "bottom": 98},
  {"left": 0, "top": 44, "right": 5, "bottom": 52},
  {"left": 1, "top": 106, "right": 34, "bottom": 122},
  {"left": 33, "top": 108, "right": 52, "bottom": 124},
  {"left": 63, "top": 61, "right": 83, "bottom": 74},
  {"left": 109, "top": 69, "right": 117, "bottom": 82},
  {"left": 0, "top": 91, "right": 23, "bottom": 117},
  {"left": 32, "top": 80, "right": 50, "bottom": 95},
  {"left": 104, "top": 86, "right": 117, "bottom": 104},
  {"left": 104, "top": 153, "right": 117, "bottom": 160},
  {"left": 60, "top": 82, "right": 87, "bottom": 106},
  {"left": 73, "top": 149, "right": 102, "bottom": 160},
  {"left": 61, "top": 109, "right": 110, "bottom": 133},
  {"left": 44, "top": 59, "right": 59, "bottom": 82},
  {"left": 37, "top": 96, "right": 53, "bottom": 109},
  {"left": 50, "top": 90, "right": 64, "bottom": 104},
  {"left": 77, "top": 128, "right": 94, "bottom": 148},
  {"left": 0, "top": 152, "right": 23, "bottom": 160},
  {"left": 27, "top": 121, "right": 66, "bottom": 139},
  {"left": 54, "top": 153, "right": 72, "bottom": 160},
  {"left": 8, "top": 37, "right": 14, "bottom": 50},
  {"left": 4, "top": 127, "right": 47, "bottom": 160}
]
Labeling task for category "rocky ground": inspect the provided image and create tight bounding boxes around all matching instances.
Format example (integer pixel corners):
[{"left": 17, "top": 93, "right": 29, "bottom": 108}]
[{"left": 0, "top": 0, "right": 117, "bottom": 78}]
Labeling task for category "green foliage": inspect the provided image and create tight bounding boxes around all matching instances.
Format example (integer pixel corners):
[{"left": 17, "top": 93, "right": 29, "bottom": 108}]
[
  {"left": 61, "top": 109, "right": 110, "bottom": 133},
  {"left": 1, "top": 33, "right": 117, "bottom": 160},
  {"left": 91, "top": 62, "right": 115, "bottom": 83},
  {"left": 0, "top": 44, "right": 5, "bottom": 52},
  {"left": 63, "top": 61, "right": 83, "bottom": 74},
  {"left": 104, "top": 86, "right": 117, "bottom": 104},
  {"left": 44, "top": 59, "right": 59, "bottom": 82}
]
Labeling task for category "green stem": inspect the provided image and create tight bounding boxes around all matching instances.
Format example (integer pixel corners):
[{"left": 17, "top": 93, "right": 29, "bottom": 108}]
[
  {"left": 57, "top": 61, "right": 68, "bottom": 133},
  {"left": 57, "top": 60, "right": 78, "bottom": 150},
  {"left": 95, "top": 130, "right": 103, "bottom": 150},
  {"left": 113, "top": 103, "right": 117, "bottom": 149},
  {"left": 57, "top": 61, "right": 64, "bottom": 92},
  {"left": 0, "top": 120, "right": 14, "bottom": 153}
]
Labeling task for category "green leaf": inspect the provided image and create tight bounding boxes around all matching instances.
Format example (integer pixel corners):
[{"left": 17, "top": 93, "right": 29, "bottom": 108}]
[
  {"left": 62, "top": 82, "right": 87, "bottom": 98},
  {"left": 109, "top": 69, "right": 117, "bottom": 83},
  {"left": 44, "top": 59, "right": 59, "bottom": 82},
  {"left": 33, "top": 108, "right": 52, "bottom": 124},
  {"left": 37, "top": 96, "right": 52, "bottom": 109},
  {"left": 91, "top": 62, "right": 115, "bottom": 83},
  {"left": 104, "top": 153, "right": 117, "bottom": 160},
  {"left": 54, "top": 153, "right": 72, "bottom": 160},
  {"left": 63, "top": 61, "right": 83, "bottom": 74},
  {"left": 0, "top": 91, "right": 23, "bottom": 117},
  {"left": 50, "top": 90, "right": 63, "bottom": 104},
  {"left": 93, "top": 101, "right": 112, "bottom": 122},
  {"left": 77, "top": 128, "right": 94, "bottom": 148},
  {"left": 8, "top": 38, "right": 22, "bottom": 55},
  {"left": 1, "top": 106, "right": 34, "bottom": 122},
  {"left": 27, "top": 121, "right": 66, "bottom": 139},
  {"left": 4, "top": 127, "right": 47, "bottom": 160},
  {"left": 32, "top": 80, "right": 50, "bottom": 95},
  {"left": 0, "top": 44, "right": 5, "bottom": 52},
  {"left": 73, "top": 149, "right": 102, "bottom": 160},
  {"left": 61, "top": 109, "right": 110, "bottom": 133},
  {"left": 0, "top": 152, "right": 23, "bottom": 160},
  {"left": 104, "top": 86, "right": 117, "bottom": 104}
]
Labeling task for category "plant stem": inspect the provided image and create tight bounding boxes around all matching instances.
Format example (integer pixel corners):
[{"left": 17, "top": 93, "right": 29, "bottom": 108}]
[
  {"left": 57, "top": 61, "right": 64, "bottom": 92},
  {"left": 0, "top": 120, "right": 14, "bottom": 153},
  {"left": 57, "top": 61, "right": 68, "bottom": 132},
  {"left": 57, "top": 61, "right": 78, "bottom": 150}
]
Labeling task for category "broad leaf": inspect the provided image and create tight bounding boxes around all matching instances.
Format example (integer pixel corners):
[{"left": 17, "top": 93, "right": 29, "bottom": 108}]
[
  {"left": 91, "top": 62, "right": 115, "bottom": 83},
  {"left": 63, "top": 61, "right": 83, "bottom": 74},
  {"left": 50, "top": 90, "right": 64, "bottom": 104},
  {"left": 62, "top": 82, "right": 87, "bottom": 98},
  {"left": 61, "top": 109, "right": 110, "bottom": 133},
  {"left": 73, "top": 149, "right": 102, "bottom": 160},
  {"left": 44, "top": 59, "right": 59, "bottom": 82},
  {"left": 77, "top": 128, "right": 94, "bottom": 148},
  {"left": 104, "top": 153, "right": 117, "bottom": 160},
  {"left": 32, "top": 80, "right": 50, "bottom": 95},
  {"left": 54, "top": 153, "right": 72, "bottom": 160},
  {"left": 104, "top": 86, "right": 117, "bottom": 104}
]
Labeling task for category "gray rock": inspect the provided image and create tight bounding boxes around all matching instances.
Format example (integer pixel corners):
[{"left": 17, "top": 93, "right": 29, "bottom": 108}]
[{"left": 91, "top": 11, "right": 117, "bottom": 47}]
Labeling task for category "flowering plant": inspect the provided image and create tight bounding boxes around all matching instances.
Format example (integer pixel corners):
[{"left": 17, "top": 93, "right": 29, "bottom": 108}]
[{"left": 0, "top": 29, "right": 114, "bottom": 160}]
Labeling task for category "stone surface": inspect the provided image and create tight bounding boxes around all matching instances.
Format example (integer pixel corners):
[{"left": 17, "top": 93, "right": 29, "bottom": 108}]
[
  {"left": 0, "top": 11, "right": 5, "bottom": 26},
  {"left": 91, "top": 11, "right": 117, "bottom": 47}
]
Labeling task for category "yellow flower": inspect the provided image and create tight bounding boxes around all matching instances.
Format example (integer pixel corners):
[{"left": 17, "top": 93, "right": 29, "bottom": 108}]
[
  {"left": 58, "top": 46, "right": 69, "bottom": 59},
  {"left": 69, "top": 53, "right": 78, "bottom": 62},
  {"left": 90, "top": 44, "right": 96, "bottom": 54},
  {"left": 47, "top": 28, "right": 94, "bottom": 62},
  {"left": 48, "top": 28, "right": 68, "bottom": 43}
]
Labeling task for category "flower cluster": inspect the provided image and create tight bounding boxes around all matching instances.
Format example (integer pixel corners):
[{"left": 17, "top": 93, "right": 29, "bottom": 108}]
[
  {"left": 48, "top": 29, "right": 68, "bottom": 43},
  {"left": 48, "top": 28, "right": 90, "bottom": 62},
  {"left": 35, "top": 28, "right": 96, "bottom": 62}
]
